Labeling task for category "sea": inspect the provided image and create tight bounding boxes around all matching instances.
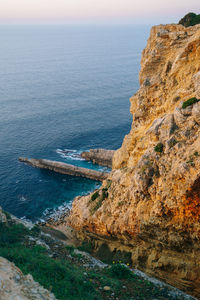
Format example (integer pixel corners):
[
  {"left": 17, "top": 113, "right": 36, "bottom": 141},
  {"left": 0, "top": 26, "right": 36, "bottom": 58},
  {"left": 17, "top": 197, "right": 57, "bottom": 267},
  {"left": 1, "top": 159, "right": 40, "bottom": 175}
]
[{"left": 0, "top": 24, "right": 150, "bottom": 222}]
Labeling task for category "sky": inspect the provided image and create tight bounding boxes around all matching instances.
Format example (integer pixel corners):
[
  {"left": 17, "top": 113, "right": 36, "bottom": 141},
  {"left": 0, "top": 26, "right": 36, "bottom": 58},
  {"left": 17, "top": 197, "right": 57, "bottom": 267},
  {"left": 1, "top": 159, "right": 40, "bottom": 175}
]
[{"left": 0, "top": 0, "right": 199, "bottom": 25}]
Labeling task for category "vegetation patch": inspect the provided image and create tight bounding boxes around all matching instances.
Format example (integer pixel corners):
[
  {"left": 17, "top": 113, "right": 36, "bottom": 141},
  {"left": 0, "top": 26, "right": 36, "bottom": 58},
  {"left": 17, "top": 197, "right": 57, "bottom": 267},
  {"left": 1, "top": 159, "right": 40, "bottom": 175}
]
[
  {"left": 154, "top": 143, "right": 164, "bottom": 153},
  {"left": 2, "top": 210, "right": 11, "bottom": 220},
  {"left": 182, "top": 97, "right": 200, "bottom": 109},
  {"left": 179, "top": 12, "right": 200, "bottom": 27},
  {"left": 108, "top": 264, "right": 133, "bottom": 279},
  {"left": 90, "top": 189, "right": 109, "bottom": 215},
  {"left": 96, "top": 243, "right": 132, "bottom": 266},
  {"left": 0, "top": 218, "right": 190, "bottom": 300},
  {"left": 78, "top": 240, "right": 93, "bottom": 253},
  {"left": 90, "top": 191, "right": 99, "bottom": 202},
  {"left": 90, "top": 198, "right": 104, "bottom": 215}
]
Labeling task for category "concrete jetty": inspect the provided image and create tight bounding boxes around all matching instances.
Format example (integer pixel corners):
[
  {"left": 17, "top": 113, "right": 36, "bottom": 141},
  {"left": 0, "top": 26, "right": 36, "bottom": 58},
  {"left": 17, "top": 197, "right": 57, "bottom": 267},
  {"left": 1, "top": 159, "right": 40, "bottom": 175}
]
[{"left": 19, "top": 157, "right": 109, "bottom": 181}]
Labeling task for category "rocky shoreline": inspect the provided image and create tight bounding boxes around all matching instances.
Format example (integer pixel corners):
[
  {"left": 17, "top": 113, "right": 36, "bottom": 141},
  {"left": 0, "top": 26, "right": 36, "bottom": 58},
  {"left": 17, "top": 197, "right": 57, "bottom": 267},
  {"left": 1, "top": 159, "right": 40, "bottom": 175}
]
[{"left": 81, "top": 149, "right": 115, "bottom": 168}]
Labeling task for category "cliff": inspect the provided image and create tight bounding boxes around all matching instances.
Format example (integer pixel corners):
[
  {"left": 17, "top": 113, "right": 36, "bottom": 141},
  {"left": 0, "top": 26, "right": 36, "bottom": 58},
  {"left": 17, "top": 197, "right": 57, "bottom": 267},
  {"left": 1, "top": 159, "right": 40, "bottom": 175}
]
[{"left": 67, "top": 24, "right": 200, "bottom": 297}]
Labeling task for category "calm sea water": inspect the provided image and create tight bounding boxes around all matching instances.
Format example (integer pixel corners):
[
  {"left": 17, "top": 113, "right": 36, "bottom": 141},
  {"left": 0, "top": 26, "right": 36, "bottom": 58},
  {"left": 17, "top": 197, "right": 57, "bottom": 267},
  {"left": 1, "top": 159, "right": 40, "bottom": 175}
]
[{"left": 0, "top": 25, "right": 149, "bottom": 221}]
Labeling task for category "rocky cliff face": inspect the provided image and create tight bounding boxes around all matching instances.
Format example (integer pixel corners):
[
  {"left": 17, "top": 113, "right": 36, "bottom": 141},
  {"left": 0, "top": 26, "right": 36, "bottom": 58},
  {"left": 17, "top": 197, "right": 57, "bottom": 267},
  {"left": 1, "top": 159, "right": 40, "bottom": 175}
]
[{"left": 68, "top": 24, "right": 200, "bottom": 297}]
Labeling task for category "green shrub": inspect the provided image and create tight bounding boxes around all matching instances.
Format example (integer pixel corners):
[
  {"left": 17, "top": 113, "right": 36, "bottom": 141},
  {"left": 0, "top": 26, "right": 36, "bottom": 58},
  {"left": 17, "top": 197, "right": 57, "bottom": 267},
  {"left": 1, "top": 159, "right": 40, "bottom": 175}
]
[
  {"left": 154, "top": 143, "right": 164, "bottom": 153},
  {"left": 182, "top": 97, "right": 199, "bottom": 109},
  {"left": 30, "top": 225, "right": 41, "bottom": 236},
  {"left": 65, "top": 245, "right": 75, "bottom": 254},
  {"left": 179, "top": 12, "right": 200, "bottom": 27},
  {"left": 90, "top": 191, "right": 99, "bottom": 201},
  {"left": 102, "top": 189, "right": 109, "bottom": 200},
  {"left": 78, "top": 241, "right": 93, "bottom": 253},
  {"left": 3, "top": 210, "right": 11, "bottom": 220},
  {"left": 108, "top": 264, "right": 133, "bottom": 279}
]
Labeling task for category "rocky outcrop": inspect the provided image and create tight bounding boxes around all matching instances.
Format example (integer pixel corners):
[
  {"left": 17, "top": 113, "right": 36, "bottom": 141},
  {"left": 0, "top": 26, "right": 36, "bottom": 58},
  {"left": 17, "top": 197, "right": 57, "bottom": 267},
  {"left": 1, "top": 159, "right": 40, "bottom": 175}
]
[
  {"left": 81, "top": 149, "right": 115, "bottom": 167},
  {"left": 19, "top": 157, "right": 109, "bottom": 181},
  {"left": 0, "top": 257, "right": 57, "bottom": 300},
  {"left": 67, "top": 24, "right": 200, "bottom": 297}
]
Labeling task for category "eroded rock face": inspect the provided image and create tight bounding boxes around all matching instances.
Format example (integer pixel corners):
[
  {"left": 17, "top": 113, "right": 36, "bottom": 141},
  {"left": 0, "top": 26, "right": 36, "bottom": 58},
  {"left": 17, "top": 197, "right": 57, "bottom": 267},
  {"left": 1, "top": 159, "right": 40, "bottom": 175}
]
[
  {"left": 0, "top": 257, "right": 57, "bottom": 300},
  {"left": 68, "top": 24, "right": 200, "bottom": 297}
]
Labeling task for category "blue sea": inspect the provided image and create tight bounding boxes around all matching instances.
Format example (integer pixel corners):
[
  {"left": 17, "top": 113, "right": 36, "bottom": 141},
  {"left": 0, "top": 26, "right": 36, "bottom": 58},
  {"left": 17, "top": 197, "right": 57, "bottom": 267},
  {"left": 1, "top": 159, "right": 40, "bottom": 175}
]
[{"left": 0, "top": 25, "right": 149, "bottom": 221}]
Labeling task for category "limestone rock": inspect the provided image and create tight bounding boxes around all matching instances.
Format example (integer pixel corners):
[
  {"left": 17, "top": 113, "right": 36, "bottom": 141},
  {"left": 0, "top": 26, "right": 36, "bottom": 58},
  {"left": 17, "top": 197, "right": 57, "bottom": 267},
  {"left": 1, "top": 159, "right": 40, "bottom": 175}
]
[
  {"left": 0, "top": 257, "right": 57, "bottom": 300},
  {"left": 67, "top": 23, "right": 200, "bottom": 297},
  {"left": 192, "top": 101, "right": 200, "bottom": 124}
]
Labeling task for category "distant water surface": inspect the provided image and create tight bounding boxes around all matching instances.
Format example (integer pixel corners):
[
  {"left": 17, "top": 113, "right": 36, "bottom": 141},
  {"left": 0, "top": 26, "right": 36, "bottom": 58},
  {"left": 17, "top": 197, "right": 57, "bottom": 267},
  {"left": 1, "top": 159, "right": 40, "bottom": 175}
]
[{"left": 0, "top": 25, "right": 150, "bottom": 221}]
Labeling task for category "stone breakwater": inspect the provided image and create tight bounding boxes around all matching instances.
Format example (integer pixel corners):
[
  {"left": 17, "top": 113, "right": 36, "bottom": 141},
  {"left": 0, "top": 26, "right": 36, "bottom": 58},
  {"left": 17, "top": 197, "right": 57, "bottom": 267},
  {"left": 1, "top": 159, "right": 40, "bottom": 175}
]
[
  {"left": 19, "top": 157, "right": 109, "bottom": 181},
  {"left": 81, "top": 149, "right": 115, "bottom": 168},
  {"left": 67, "top": 24, "right": 200, "bottom": 298}
]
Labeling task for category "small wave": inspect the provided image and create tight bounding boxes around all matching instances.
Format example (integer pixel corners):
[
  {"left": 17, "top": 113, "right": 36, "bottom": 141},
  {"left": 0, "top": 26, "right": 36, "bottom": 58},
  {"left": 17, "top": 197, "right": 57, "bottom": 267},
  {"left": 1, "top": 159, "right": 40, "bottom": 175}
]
[
  {"left": 38, "top": 201, "right": 72, "bottom": 223},
  {"left": 19, "top": 196, "right": 28, "bottom": 202},
  {"left": 56, "top": 148, "right": 85, "bottom": 161}
]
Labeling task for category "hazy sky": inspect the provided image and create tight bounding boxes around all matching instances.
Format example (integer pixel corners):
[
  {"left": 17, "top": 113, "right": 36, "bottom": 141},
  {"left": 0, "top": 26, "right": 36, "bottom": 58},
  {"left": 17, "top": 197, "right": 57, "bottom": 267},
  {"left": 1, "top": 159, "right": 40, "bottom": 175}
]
[{"left": 0, "top": 0, "right": 199, "bottom": 24}]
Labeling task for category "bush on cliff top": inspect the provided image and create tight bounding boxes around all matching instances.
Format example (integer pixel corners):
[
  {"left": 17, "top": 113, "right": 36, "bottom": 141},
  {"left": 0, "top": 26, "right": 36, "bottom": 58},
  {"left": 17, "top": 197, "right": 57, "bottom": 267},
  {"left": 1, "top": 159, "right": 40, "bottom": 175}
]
[{"left": 179, "top": 12, "right": 200, "bottom": 27}]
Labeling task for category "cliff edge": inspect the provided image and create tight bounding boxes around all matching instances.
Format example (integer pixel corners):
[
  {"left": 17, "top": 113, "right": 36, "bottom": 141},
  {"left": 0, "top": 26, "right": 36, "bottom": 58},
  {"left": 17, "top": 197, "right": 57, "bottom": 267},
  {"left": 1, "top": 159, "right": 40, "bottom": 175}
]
[{"left": 68, "top": 24, "right": 200, "bottom": 297}]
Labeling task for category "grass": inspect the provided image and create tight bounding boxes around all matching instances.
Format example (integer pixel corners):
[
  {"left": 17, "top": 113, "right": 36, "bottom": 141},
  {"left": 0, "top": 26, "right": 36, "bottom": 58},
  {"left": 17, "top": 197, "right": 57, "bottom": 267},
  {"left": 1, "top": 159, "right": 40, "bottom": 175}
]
[
  {"left": 182, "top": 97, "right": 199, "bottom": 109},
  {"left": 0, "top": 218, "right": 186, "bottom": 300},
  {"left": 0, "top": 222, "right": 99, "bottom": 300}
]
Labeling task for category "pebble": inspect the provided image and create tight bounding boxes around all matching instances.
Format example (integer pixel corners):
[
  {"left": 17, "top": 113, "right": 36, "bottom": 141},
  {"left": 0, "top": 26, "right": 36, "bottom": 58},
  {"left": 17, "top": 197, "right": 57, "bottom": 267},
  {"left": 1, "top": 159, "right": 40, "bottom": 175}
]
[{"left": 103, "top": 286, "right": 111, "bottom": 291}]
